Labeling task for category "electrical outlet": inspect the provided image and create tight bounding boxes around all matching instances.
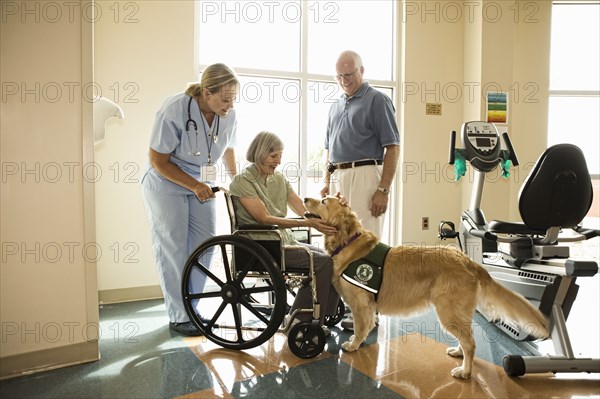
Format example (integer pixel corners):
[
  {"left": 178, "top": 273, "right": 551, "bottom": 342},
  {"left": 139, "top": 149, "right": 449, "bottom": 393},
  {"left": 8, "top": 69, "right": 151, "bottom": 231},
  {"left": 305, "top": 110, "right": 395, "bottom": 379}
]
[{"left": 422, "top": 217, "right": 429, "bottom": 230}]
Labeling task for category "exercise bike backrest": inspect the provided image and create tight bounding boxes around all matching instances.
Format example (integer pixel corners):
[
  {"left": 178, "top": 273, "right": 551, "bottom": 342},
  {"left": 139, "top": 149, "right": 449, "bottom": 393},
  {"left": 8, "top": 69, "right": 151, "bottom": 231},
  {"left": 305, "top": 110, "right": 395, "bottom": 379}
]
[{"left": 517, "top": 144, "right": 593, "bottom": 232}]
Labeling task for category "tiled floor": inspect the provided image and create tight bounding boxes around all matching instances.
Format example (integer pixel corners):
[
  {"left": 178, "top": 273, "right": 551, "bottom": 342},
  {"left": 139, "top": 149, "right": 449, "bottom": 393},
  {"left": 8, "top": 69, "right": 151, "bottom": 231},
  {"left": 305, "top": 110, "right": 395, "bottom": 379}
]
[
  {"left": 2, "top": 223, "right": 599, "bottom": 398},
  {"left": 2, "top": 279, "right": 599, "bottom": 399}
]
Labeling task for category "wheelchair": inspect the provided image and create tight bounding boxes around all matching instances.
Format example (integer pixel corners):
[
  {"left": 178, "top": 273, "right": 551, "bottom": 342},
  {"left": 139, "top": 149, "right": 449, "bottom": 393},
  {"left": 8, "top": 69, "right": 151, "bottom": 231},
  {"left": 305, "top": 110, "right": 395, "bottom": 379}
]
[
  {"left": 439, "top": 121, "right": 599, "bottom": 376},
  {"left": 180, "top": 188, "right": 344, "bottom": 359}
]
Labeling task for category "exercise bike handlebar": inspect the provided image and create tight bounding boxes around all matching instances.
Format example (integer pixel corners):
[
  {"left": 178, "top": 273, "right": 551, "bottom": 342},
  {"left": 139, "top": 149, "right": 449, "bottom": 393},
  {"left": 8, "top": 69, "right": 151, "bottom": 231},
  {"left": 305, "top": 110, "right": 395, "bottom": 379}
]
[
  {"left": 448, "top": 130, "right": 456, "bottom": 165},
  {"left": 573, "top": 226, "right": 600, "bottom": 240},
  {"left": 469, "top": 228, "right": 498, "bottom": 242},
  {"left": 501, "top": 132, "right": 519, "bottom": 166}
]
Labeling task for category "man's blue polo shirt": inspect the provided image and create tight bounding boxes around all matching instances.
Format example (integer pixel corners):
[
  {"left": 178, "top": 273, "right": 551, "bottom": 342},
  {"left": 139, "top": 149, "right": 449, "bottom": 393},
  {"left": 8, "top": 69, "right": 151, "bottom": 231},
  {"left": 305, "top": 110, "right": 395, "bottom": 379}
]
[{"left": 325, "top": 82, "right": 400, "bottom": 163}]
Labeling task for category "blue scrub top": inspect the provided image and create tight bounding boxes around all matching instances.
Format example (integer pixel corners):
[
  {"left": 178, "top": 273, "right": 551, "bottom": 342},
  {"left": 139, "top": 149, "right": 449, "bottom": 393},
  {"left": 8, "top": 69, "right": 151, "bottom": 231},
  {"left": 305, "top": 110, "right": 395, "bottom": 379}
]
[
  {"left": 325, "top": 82, "right": 399, "bottom": 163},
  {"left": 142, "top": 92, "right": 238, "bottom": 194}
]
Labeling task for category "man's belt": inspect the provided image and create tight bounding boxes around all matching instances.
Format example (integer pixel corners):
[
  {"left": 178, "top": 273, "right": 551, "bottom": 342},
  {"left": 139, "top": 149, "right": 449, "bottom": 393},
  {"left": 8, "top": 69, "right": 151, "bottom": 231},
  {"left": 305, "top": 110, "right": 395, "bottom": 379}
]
[{"left": 328, "top": 160, "right": 383, "bottom": 173}]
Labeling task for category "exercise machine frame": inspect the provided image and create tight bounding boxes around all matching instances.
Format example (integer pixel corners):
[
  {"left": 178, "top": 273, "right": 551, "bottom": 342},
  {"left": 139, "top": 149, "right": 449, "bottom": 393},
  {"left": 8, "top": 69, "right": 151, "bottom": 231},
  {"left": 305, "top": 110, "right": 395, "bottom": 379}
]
[{"left": 439, "top": 121, "right": 599, "bottom": 376}]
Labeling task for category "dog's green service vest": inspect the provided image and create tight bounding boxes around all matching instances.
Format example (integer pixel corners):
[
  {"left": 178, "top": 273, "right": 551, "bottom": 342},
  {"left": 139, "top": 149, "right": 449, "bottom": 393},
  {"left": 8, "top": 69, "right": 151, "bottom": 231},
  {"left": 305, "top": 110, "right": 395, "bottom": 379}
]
[{"left": 341, "top": 242, "right": 391, "bottom": 294}]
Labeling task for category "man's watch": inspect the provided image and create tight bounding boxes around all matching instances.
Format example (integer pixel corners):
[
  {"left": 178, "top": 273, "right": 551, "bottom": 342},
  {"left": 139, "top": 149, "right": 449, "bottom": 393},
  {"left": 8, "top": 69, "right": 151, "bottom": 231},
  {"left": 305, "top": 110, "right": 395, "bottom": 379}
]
[{"left": 377, "top": 186, "right": 390, "bottom": 194}]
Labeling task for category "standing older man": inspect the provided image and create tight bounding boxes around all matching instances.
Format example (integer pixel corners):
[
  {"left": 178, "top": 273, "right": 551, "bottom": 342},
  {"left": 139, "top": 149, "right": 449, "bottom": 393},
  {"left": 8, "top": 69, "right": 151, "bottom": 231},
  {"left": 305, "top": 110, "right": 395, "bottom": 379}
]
[
  {"left": 320, "top": 50, "right": 400, "bottom": 331},
  {"left": 321, "top": 50, "right": 400, "bottom": 237}
]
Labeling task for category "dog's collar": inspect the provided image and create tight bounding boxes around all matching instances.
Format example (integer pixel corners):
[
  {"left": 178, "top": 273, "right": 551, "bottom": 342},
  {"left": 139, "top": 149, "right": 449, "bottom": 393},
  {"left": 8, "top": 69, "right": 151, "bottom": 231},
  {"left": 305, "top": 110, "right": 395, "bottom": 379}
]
[{"left": 330, "top": 232, "right": 362, "bottom": 257}]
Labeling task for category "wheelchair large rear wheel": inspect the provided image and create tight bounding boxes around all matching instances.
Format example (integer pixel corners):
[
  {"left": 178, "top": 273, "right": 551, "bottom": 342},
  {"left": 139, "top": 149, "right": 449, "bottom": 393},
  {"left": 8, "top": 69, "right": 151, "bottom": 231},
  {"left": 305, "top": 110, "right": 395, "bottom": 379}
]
[{"left": 182, "top": 235, "right": 286, "bottom": 350}]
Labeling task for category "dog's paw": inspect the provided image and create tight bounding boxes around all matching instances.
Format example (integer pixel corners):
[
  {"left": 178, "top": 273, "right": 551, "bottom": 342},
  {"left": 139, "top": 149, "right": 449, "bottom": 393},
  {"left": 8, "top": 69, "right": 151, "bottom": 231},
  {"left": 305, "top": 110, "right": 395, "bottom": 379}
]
[
  {"left": 341, "top": 340, "right": 359, "bottom": 352},
  {"left": 446, "top": 346, "right": 463, "bottom": 358},
  {"left": 451, "top": 366, "right": 471, "bottom": 379}
]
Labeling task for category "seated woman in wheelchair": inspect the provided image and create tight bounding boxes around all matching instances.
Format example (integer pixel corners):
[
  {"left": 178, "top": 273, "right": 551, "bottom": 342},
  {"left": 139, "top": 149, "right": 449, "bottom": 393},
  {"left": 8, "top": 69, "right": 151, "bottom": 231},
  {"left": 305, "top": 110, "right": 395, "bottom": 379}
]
[{"left": 229, "top": 131, "right": 340, "bottom": 333}]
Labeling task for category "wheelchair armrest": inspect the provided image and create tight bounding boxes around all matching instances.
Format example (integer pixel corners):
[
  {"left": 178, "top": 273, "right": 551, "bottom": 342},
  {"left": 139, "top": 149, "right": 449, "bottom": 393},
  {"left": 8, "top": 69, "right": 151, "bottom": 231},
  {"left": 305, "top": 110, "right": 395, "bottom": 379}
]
[
  {"left": 288, "top": 218, "right": 312, "bottom": 244},
  {"left": 238, "top": 219, "right": 312, "bottom": 244},
  {"left": 238, "top": 224, "right": 279, "bottom": 230}
]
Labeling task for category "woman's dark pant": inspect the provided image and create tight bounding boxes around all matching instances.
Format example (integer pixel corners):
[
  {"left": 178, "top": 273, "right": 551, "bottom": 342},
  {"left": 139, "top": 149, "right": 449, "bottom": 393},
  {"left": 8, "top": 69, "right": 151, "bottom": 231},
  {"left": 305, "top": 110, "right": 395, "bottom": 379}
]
[{"left": 284, "top": 243, "right": 340, "bottom": 325}]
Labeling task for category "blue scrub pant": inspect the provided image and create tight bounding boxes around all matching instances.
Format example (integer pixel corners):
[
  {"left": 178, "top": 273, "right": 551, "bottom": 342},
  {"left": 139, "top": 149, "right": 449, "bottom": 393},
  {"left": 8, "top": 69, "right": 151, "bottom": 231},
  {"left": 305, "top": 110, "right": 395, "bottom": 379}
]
[{"left": 142, "top": 185, "right": 216, "bottom": 323}]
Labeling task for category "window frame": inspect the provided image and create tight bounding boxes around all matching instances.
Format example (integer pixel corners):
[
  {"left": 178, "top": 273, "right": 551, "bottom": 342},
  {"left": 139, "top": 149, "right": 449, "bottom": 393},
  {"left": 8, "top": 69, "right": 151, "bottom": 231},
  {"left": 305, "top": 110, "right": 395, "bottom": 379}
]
[
  {"left": 194, "top": 0, "right": 401, "bottom": 242},
  {"left": 548, "top": 2, "right": 600, "bottom": 179}
]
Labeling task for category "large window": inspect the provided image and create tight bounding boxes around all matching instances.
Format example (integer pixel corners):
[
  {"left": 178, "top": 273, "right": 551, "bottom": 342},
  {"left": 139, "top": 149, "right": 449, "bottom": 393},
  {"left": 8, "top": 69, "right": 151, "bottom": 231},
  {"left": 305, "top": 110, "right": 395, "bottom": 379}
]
[
  {"left": 548, "top": 3, "right": 600, "bottom": 176},
  {"left": 548, "top": 2, "right": 600, "bottom": 224},
  {"left": 197, "top": 0, "right": 398, "bottom": 200}
]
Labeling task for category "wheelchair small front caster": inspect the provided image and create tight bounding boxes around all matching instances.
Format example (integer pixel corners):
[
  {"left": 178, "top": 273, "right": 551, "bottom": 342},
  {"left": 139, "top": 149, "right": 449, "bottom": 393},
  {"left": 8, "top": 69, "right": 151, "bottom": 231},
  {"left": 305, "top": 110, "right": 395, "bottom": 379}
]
[{"left": 288, "top": 321, "right": 326, "bottom": 359}]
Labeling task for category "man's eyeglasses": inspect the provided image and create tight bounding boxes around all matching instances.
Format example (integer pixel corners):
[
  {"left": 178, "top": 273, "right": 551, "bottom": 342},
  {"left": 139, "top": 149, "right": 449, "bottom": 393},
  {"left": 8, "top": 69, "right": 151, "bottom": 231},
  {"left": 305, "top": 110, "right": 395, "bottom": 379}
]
[{"left": 335, "top": 69, "right": 357, "bottom": 81}]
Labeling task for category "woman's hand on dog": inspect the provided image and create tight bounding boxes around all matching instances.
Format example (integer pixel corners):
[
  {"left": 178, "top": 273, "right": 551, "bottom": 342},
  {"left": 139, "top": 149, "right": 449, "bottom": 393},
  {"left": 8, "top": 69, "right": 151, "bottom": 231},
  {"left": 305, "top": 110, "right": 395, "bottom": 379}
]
[{"left": 306, "top": 218, "right": 337, "bottom": 235}]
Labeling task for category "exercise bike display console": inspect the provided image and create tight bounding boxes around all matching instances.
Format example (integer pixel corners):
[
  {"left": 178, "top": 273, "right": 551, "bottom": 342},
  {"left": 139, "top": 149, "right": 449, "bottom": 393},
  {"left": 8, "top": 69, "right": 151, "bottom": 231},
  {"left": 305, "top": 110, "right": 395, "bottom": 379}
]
[
  {"left": 462, "top": 121, "right": 501, "bottom": 171},
  {"left": 440, "top": 121, "right": 599, "bottom": 377}
]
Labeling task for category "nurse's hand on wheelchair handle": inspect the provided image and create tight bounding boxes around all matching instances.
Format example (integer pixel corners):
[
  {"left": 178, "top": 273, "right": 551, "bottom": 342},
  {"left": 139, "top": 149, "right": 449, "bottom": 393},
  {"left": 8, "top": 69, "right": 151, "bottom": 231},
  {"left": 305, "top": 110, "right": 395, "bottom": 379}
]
[{"left": 192, "top": 182, "right": 217, "bottom": 203}]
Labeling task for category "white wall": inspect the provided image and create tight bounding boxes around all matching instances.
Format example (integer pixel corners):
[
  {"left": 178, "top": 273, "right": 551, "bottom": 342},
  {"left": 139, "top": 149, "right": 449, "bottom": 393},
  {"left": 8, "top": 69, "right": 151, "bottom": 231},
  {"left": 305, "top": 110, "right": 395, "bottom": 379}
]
[
  {"left": 400, "top": 3, "right": 464, "bottom": 245},
  {"left": 509, "top": 1, "right": 552, "bottom": 220},
  {"left": 400, "top": 0, "right": 552, "bottom": 244},
  {"left": 94, "top": 0, "right": 196, "bottom": 300},
  {"left": 1, "top": 0, "right": 98, "bottom": 377}
]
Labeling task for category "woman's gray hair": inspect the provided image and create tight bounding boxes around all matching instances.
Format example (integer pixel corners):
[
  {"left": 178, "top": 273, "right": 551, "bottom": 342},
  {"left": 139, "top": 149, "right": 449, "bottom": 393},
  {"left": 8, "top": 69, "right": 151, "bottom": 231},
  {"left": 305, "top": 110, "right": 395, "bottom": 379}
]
[{"left": 246, "top": 131, "right": 284, "bottom": 164}]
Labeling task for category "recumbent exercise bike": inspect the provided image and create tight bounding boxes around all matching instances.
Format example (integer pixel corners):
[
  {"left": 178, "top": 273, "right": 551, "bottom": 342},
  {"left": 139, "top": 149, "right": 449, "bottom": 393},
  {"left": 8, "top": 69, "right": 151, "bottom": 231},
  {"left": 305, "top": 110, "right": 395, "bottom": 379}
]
[{"left": 439, "top": 121, "right": 599, "bottom": 376}]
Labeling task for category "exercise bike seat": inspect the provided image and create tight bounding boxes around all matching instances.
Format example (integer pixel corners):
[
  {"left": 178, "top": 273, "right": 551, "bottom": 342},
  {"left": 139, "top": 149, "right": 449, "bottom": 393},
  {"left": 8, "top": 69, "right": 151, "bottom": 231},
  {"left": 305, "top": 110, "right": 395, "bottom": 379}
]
[{"left": 489, "top": 144, "right": 593, "bottom": 237}]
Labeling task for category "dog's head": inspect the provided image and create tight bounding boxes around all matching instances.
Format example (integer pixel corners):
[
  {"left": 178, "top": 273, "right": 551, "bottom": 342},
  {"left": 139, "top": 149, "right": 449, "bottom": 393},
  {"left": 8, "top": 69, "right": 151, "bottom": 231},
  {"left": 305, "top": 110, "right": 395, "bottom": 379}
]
[
  {"left": 304, "top": 196, "right": 379, "bottom": 253},
  {"left": 304, "top": 196, "right": 349, "bottom": 224},
  {"left": 304, "top": 196, "right": 364, "bottom": 250}
]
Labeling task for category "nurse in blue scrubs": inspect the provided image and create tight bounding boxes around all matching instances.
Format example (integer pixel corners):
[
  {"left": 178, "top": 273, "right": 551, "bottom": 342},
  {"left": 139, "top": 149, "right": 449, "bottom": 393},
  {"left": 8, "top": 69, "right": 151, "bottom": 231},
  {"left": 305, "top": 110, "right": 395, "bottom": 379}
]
[{"left": 141, "top": 63, "right": 239, "bottom": 336}]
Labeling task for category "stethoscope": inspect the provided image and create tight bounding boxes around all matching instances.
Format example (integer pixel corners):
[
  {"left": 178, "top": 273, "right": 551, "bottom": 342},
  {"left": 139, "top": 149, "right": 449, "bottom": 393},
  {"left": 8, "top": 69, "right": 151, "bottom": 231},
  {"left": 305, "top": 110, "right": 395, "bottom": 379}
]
[{"left": 185, "top": 96, "right": 220, "bottom": 165}]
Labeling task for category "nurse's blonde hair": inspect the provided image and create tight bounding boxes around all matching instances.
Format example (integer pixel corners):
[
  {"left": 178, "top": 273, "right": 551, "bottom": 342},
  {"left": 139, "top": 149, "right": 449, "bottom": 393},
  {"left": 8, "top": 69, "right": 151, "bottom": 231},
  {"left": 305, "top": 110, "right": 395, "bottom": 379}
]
[
  {"left": 246, "top": 132, "right": 284, "bottom": 164},
  {"left": 185, "top": 63, "right": 239, "bottom": 97}
]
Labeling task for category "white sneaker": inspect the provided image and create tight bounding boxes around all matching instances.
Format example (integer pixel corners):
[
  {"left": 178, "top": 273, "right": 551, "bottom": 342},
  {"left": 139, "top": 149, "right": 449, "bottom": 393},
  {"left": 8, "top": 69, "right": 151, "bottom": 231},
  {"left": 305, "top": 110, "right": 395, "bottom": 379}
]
[{"left": 340, "top": 313, "right": 379, "bottom": 331}]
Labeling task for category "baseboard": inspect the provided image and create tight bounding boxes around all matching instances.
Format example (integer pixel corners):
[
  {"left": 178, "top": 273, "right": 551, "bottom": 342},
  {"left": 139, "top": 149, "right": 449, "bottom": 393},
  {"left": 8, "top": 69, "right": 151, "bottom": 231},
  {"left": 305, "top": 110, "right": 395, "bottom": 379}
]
[
  {"left": 0, "top": 341, "right": 99, "bottom": 380},
  {"left": 98, "top": 285, "right": 163, "bottom": 304}
]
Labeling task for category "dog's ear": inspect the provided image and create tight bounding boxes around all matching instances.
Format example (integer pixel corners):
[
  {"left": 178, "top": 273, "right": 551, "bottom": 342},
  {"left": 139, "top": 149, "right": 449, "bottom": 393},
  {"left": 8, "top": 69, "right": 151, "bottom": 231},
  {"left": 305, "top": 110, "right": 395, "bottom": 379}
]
[
  {"left": 339, "top": 206, "right": 362, "bottom": 236},
  {"left": 333, "top": 194, "right": 349, "bottom": 207}
]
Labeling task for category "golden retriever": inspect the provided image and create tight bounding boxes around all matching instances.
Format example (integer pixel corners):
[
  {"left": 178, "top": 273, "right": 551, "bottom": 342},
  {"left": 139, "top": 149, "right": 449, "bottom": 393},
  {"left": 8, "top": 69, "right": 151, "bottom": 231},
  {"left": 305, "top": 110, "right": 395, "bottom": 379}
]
[{"left": 304, "top": 196, "right": 549, "bottom": 379}]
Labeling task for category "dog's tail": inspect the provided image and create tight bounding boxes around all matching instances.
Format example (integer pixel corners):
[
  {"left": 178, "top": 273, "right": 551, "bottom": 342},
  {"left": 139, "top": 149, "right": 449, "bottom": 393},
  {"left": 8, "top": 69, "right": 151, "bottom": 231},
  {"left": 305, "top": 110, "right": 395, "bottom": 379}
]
[{"left": 472, "top": 260, "right": 549, "bottom": 339}]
